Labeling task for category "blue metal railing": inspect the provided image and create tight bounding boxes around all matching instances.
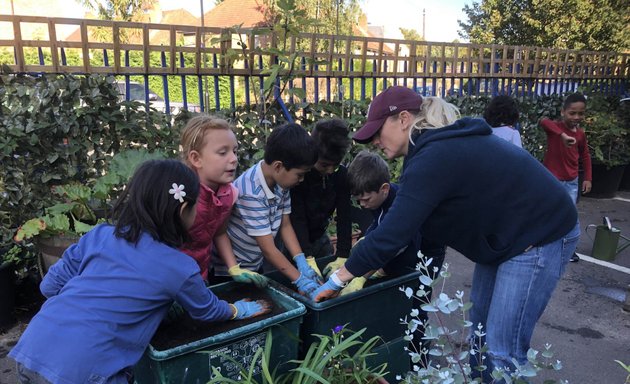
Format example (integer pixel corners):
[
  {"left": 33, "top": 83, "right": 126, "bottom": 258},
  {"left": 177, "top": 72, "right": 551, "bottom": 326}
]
[{"left": 26, "top": 45, "right": 630, "bottom": 114}]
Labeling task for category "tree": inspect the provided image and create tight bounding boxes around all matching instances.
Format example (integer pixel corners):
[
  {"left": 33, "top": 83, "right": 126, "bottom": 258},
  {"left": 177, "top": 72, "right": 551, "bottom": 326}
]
[
  {"left": 76, "top": 0, "right": 157, "bottom": 22},
  {"left": 76, "top": 0, "right": 158, "bottom": 42},
  {"left": 400, "top": 27, "right": 424, "bottom": 42},
  {"left": 261, "top": 0, "right": 361, "bottom": 36},
  {"left": 458, "top": 0, "right": 630, "bottom": 51}
]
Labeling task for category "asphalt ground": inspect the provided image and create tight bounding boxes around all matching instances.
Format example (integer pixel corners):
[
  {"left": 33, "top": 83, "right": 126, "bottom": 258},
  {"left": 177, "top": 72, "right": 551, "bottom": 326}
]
[{"left": 1, "top": 192, "right": 629, "bottom": 383}]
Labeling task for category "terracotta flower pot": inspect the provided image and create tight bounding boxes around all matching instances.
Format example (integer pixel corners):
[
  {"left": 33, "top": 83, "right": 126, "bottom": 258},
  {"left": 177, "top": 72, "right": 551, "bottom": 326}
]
[{"left": 36, "top": 235, "right": 79, "bottom": 277}]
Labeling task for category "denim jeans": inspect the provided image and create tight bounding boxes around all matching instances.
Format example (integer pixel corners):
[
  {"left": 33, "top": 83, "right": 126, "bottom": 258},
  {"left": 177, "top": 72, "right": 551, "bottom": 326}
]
[
  {"left": 468, "top": 224, "right": 579, "bottom": 381},
  {"left": 559, "top": 177, "right": 579, "bottom": 204}
]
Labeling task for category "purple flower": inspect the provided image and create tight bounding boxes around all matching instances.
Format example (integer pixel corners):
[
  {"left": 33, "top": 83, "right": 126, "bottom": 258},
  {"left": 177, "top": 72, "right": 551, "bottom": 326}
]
[{"left": 333, "top": 325, "right": 344, "bottom": 334}]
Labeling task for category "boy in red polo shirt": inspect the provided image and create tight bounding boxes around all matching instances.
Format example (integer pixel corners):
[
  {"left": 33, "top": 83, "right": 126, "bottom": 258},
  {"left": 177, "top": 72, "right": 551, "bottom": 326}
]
[{"left": 540, "top": 93, "right": 592, "bottom": 262}]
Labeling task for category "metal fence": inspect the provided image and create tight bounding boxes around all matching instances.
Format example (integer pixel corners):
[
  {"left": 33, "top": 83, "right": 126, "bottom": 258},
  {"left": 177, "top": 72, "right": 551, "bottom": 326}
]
[{"left": 1, "top": 14, "right": 629, "bottom": 113}]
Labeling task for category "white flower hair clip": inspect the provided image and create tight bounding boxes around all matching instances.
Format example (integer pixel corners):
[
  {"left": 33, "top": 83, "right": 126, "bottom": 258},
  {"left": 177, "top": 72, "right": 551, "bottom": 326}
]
[{"left": 169, "top": 183, "right": 186, "bottom": 203}]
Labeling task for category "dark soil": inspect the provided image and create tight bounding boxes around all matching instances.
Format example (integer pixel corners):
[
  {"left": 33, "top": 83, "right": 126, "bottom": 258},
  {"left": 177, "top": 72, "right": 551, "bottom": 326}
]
[{"left": 150, "top": 285, "right": 284, "bottom": 351}]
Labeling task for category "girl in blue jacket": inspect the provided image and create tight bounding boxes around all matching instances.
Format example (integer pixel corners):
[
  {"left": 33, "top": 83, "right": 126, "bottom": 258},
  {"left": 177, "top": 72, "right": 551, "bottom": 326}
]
[
  {"left": 10, "top": 159, "right": 270, "bottom": 384},
  {"left": 314, "top": 87, "right": 578, "bottom": 380}
]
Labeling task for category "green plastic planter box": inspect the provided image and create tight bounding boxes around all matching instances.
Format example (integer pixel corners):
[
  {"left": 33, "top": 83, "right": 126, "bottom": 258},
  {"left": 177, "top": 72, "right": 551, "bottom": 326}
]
[
  {"left": 368, "top": 336, "right": 410, "bottom": 382},
  {"left": 265, "top": 255, "right": 420, "bottom": 353},
  {"left": 133, "top": 283, "right": 305, "bottom": 384}
]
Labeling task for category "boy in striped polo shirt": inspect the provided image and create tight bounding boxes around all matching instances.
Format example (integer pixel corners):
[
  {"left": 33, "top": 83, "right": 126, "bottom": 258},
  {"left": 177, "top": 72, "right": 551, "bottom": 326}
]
[{"left": 212, "top": 123, "right": 323, "bottom": 298}]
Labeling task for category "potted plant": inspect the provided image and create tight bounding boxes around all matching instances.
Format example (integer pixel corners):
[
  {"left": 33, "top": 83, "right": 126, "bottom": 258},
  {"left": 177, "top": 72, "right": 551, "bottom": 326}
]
[
  {"left": 208, "top": 325, "right": 389, "bottom": 384},
  {"left": 583, "top": 95, "right": 630, "bottom": 198},
  {"left": 13, "top": 182, "right": 103, "bottom": 275},
  {"left": 13, "top": 149, "right": 167, "bottom": 275}
]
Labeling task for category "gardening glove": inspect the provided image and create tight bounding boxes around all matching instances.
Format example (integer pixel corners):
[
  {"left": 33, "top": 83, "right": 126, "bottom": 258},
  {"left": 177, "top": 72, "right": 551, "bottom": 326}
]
[
  {"left": 322, "top": 257, "right": 347, "bottom": 278},
  {"left": 305, "top": 256, "right": 323, "bottom": 279},
  {"left": 228, "top": 264, "right": 269, "bottom": 288},
  {"left": 164, "top": 302, "right": 185, "bottom": 323},
  {"left": 339, "top": 277, "right": 367, "bottom": 296},
  {"left": 311, "top": 270, "right": 344, "bottom": 302},
  {"left": 230, "top": 299, "right": 272, "bottom": 320},
  {"left": 292, "top": 273, "right": 320, "bottom": 296},
  {"left": 293, "top": 253, "right": 323, "bottom": 283},
  {"left": 369, "top": 269, "right": 387, "bottom": 280}
]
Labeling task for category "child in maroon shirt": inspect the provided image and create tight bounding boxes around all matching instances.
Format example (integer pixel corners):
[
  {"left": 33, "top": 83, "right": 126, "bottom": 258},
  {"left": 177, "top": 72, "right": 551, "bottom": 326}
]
[{"left": 540, "top": 93, "right": 592, "bottom": 261}]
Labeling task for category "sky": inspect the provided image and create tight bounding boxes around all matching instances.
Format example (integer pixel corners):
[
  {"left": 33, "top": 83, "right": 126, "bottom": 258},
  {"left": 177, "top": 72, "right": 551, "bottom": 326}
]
[
  {"left": 360, "top": 0, "right": 472, "bottom": 42},
  {"left": 1, "top": 0, "right": 473, "bottom": 43},
  {"left": 158, "top": 0, "right": 474, "bottom": 43}
]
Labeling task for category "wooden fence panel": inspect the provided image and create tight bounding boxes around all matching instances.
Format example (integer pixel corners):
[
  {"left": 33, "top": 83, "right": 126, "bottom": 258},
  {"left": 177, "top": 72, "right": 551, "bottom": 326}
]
[{"left": 1, "top": 14, "right": 628, "bottom": 111}]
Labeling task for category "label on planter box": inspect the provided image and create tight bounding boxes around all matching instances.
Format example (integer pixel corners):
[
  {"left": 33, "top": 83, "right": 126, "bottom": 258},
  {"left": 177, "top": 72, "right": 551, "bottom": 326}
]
[{"left": 208, "top": 332, "right": 266, "bottom": 380}]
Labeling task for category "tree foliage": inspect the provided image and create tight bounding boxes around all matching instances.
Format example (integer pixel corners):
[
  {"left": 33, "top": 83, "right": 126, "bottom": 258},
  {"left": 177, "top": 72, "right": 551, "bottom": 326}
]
[
  {"left": 400, "top": 27, "right": 424, "bottom": 42},
  {"left": 458, "top": 0, "right": 630, "bottom": 51},
  {"left": 76, "top": 0, "right": 157, "bottom": 21},
  {"left": 261, "top": 0, "right": 361, "bottom": 36}
]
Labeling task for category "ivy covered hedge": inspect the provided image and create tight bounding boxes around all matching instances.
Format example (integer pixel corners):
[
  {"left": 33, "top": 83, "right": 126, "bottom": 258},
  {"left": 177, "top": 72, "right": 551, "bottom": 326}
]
[{"left": 1, "top": 72, "right": 626, "bottom": 274}]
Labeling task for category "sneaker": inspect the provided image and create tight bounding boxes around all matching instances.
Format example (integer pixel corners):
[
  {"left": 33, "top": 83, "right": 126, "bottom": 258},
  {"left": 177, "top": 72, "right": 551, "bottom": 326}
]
[{"left": 570, "top": 253, "right": 580, "bottom": 262}]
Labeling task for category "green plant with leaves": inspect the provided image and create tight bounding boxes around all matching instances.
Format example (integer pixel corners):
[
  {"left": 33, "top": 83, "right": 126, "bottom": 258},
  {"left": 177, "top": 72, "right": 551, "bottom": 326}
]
[
  {"left": 615, "top": 360, "right": 630, "bottom": 384},
  {"left": 583, "top": 95, "right": 630, "bottom": 168},
  {"left": 212, "top": 0, "right": 325, "bottom": 125},
  {"left": 14, "top": 183, "right": 101, "bottom": 242},
  {"left": 398, "top": 256, "right": 566, "bottom": 384},
  {"left": 13, "top": 149, "right": 167, "bottom": 243},
  {"left": 208, "top": 325, "right": 387, "bottom": 384}
]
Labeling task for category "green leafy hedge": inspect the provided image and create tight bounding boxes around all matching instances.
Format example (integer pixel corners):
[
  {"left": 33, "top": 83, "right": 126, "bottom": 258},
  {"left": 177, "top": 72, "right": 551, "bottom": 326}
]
[{"left": 1, "top": 72, "right": 626, "bottom": 274}]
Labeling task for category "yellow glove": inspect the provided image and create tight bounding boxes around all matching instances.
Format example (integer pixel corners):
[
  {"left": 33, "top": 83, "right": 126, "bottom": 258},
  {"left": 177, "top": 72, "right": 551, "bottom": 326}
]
[
  {"left": 369, "top": 268, "right": 387, "bottom": 280},
  {"left": 228, "top": 264, "right": 269, "bottom": 288},
  {"left": 305, "top": 256, "right": 323, "bottom": 280},
  {"left": 339, "top": 277, "right": 367, "bottom": 296},
  {"left": 322, "top": 257, "right": 347, "bottom": 278}
]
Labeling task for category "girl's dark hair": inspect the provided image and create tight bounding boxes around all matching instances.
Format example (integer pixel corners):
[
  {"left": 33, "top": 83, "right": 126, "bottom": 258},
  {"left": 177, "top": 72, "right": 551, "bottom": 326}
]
[
  {"left": 483, "top": 95, "right": 520, "bottom": 128},
  {"left": 110, "top": 159, "right": 199, "bottom": 248},
  {"left": 563, "top": 93, "right": 587, "bottom": 109},
  {"left": 264, "top": 123, "right": 318, "bottom": 170},
  {"left": 312, "top": 118, "right": 351, "bottom": 164}
]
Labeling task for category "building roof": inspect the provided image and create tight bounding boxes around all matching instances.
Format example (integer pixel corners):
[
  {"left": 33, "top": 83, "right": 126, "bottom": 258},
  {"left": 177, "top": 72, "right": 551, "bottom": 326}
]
[
  {"left": 202, "top": 0, "right": 269, "bottom": 29},
  {"left": 150, "top": 9, "right": 199, "bottom": 45}
]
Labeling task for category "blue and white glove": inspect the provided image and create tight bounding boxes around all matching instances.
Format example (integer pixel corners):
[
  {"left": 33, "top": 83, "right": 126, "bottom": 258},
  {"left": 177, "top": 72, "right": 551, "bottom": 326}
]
[
  {"left": 293, "top": 253, "right": 323, "bottom": 283},
  {"left": 231, "top": 299, "right": 271, "bottom": 320},
  {"left": 292, "top": 273, "right": 320, "bottom": 296},
  {"left": 311, "top": 270, "right": 345, "bottom": 302}
]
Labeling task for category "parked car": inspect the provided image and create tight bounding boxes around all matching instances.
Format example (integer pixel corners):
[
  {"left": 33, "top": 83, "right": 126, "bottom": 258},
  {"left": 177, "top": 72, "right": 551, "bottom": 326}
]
[
  {"left": 114, "top": 81, "right": 201, "bottom": 114},
  {"left": 413, "top": 86, "right": 434, "bottom": 96}
]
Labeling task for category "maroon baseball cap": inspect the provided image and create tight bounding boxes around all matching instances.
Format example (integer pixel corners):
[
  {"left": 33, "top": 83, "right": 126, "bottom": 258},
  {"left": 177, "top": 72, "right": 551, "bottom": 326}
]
[{"left": 353, "top": 86, "right": 423, "bottom": 143}]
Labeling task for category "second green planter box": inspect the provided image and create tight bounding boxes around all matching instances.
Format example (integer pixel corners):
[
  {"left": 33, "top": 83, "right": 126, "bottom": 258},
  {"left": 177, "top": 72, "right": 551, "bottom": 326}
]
[{"left": 265, "top": 256, "right": 419, "bottom": 379}]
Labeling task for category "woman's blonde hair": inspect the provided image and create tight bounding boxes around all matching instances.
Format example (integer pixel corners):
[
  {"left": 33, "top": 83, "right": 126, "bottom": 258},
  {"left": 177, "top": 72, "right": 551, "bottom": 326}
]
[
  {"left": 411, "top": 96, "right": 460, "bottom": 134},
  {"left": 180, "top": 115, "right": 232, "bottom": 166}
]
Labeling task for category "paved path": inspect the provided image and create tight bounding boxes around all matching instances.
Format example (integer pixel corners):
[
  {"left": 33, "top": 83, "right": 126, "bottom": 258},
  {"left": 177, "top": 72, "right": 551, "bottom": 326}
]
[{"left": 1, "top": 193, "right": 629, "bottom": 383}]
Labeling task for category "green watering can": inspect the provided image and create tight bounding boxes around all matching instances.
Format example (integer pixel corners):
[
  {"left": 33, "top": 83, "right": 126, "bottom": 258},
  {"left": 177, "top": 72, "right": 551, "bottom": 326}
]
[{"left": 585, "top": 217, "right": 630, "bottom": 261}]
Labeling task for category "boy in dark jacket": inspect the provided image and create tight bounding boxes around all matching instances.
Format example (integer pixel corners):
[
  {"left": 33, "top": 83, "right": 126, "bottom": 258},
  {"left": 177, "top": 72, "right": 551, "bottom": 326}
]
[{"left": 289, "top": 119, "right": 353, "bottom": 265}]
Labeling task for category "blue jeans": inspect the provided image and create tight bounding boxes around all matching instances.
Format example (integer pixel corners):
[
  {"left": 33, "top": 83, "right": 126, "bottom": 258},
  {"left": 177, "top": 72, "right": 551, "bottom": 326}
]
[
  {"left": 469, "top": 224, "right": 579, "bottom": 380},
  {"left": 559, "top": 178, "right": 578, "bottom": 204}
]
